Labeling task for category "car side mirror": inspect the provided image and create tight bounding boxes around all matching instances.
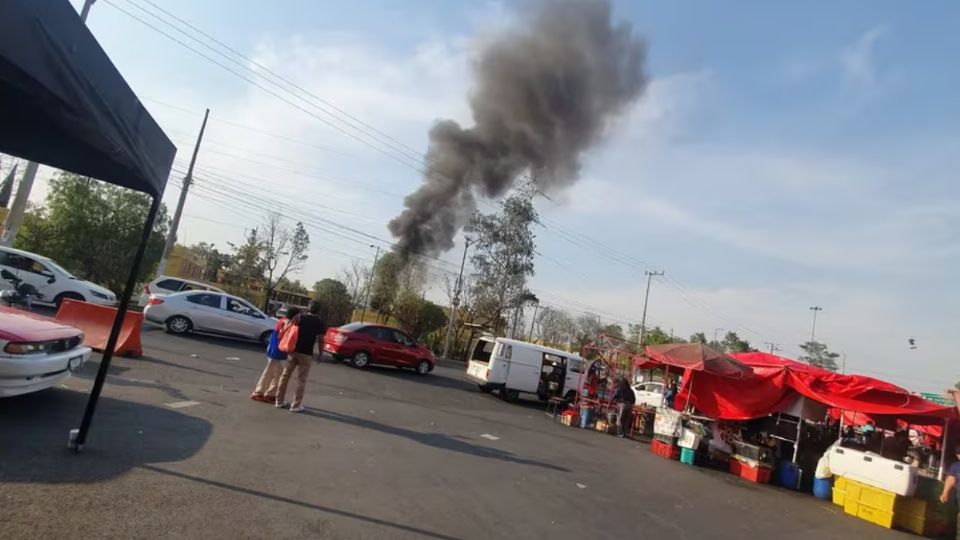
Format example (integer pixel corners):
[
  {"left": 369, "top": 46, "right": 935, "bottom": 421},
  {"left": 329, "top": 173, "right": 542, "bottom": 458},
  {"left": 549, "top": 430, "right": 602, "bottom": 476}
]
[{"left": 46, "top": 276, "right": 56, "bottom": 284}]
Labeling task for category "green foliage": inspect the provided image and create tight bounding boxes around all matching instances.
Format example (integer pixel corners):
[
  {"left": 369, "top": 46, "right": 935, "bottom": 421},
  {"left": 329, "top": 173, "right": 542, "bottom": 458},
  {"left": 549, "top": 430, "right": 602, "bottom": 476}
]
[
  {"left": 393, "top": 290, "right": 447, "bottom": 342},
  {"left": 689, "top": 332, "right": 707, "bottom": 344},
  {"left": 536, "top": 307, "right": 576, "bottom": 349},
  {"left": 643, "top": 326, "right": 673, "bottom": 346},
  {"left": 467, "top": 193, "right": 537, "bottom": 333},
  {"left": 185, "top": 242, "right": 233, "bottom": 282},
  {"left": 721, "top": 331, "right": 753, "bottom": 353},
  {"left": 259, "top": 215, "right": 309, "bottom": 310},
  {"left": 15, "top": 172, "right": 169, "bottom": 292},
  {"left": 799, "top": 340, "right": 840, "bottom": 371},
  {"left": 312, "top": 278, "right": 352, "bottom": 326},
  {"left": 278, "top": 278, "right": 308, "bottom": 295},
  {"left": 369, "top": 251, "right": 403, "bottom": 318}
]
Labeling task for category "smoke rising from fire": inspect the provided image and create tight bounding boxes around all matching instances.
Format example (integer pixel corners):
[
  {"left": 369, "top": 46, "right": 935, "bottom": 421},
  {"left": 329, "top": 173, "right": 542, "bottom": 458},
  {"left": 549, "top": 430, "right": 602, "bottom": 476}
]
[{"left": 388, "top": 0, "right": 648, "bottom": 257}]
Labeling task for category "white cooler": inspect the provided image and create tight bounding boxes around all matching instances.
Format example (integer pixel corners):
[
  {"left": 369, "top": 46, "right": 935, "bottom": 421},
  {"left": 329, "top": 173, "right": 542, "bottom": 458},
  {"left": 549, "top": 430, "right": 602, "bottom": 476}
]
[{"left": 827, "top": 445, "right": 917, "bottom": 496}]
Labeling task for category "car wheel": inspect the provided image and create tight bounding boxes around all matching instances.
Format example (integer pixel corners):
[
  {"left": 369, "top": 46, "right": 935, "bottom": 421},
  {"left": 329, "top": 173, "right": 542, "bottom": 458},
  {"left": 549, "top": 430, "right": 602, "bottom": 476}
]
[
  {"left": 500, "top": 388, "right": 520, "bottom": 402},
  {"left": 165, "top": 315, "right": 192, "bottom": 335},
  {"left": 259, "top": 331, "right": 272, "bottom": 344},
  {"left": 478, "top": 384, "right": 493, "bottom": 393},
  {"left": 415, "top": 359, "right": 431, "bottom": 376},
  {"left": 350, "top": 351, "right": 370, "bottom": 369},
  {"left": 54, "top": 292, "right": 84, "bottom": 309}
]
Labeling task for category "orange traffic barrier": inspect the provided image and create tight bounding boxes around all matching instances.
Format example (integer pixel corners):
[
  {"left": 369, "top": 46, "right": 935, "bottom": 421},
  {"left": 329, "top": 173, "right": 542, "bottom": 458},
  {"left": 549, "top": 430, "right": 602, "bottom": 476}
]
[{"left": 55, "top": 298, "right": 143, "bottom": 357}]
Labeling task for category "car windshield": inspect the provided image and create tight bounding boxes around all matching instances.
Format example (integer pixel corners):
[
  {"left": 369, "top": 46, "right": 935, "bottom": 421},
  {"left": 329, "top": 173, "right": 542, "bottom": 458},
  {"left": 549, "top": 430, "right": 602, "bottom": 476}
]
[{"left": 41, "top": 259, "right": 75, "bottom": 279}]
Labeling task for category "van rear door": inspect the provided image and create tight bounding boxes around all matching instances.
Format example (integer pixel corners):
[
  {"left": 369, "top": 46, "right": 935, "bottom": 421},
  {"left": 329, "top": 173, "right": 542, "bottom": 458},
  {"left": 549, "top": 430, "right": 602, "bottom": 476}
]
[{"left": 466, "top": 338, "right": 498, "bottom": 383}]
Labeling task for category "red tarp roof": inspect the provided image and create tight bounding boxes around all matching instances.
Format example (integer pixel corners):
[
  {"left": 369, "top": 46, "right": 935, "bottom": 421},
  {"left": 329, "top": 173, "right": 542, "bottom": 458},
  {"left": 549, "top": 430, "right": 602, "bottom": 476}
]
[
  {"left": 644, "top": 344, "right": 753, "bottom": 379},
  {"left": 670, "top": 351, "right": 954, "bottom": 426}
]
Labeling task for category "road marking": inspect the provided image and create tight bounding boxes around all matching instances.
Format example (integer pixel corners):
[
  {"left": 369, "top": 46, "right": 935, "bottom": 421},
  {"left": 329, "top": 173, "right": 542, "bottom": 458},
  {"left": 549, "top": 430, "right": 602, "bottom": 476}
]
[
  {"left": 225, "top": 356, "right": 240, "bottom": 361},
  {"left": 576, "top": 483, "right": 587, "bottom": 489},
  {"left": 166, "top": 400, "right": 201, "bottom": 409},
  {"left": 480, "top": 433, "right": 500, "bottom": 441}
]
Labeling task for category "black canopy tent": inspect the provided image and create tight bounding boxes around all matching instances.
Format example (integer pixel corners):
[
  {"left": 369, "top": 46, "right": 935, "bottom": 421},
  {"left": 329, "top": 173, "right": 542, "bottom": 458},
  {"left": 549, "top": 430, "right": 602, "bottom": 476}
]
[{"left": 0, "top": 0, "right": 176, "bottom": 449}]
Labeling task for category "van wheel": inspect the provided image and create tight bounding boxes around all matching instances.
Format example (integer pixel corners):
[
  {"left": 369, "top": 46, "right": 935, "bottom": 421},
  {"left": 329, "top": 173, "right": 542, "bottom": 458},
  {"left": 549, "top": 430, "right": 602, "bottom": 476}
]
[
  {"left": 351, "top": 351, "right": 370, "bottom": 369},
  {"left": 500, "top": 388, "right": 519, "bottom": 402},
  {"left": 478, "top": 384, "right": 493, "bottom": 393}
]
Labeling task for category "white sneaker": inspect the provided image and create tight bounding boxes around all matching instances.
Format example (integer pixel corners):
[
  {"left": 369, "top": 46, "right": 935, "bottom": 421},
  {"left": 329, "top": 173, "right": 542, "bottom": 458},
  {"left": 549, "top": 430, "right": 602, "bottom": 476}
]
[
  {"left": 290, "top": 405, "right": 305, "bottom": 413},
  {"left": 275, "top": 401, "right": 290, "bottom": 409}
]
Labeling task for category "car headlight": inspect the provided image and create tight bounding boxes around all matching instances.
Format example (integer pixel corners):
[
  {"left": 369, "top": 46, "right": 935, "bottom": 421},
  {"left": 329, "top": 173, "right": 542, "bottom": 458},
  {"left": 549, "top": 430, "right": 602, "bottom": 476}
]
[
  {"left": 89, "top": 290, "right": 110, "bottom": 300},
  {"left": 5, "top": 342, "right": 48, "bottom": 354}
]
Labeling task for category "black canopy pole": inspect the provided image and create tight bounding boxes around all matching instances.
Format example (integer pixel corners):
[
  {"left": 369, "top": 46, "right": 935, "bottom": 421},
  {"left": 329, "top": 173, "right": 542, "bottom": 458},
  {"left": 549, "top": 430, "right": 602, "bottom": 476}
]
[{"left": 70, "top": 194, "right": 161, "bottom": 451}]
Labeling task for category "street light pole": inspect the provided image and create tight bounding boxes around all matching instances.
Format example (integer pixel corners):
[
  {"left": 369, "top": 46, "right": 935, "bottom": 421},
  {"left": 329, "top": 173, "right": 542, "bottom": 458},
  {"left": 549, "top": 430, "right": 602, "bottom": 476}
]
[
  {"left": 714, "top": 327, "right": 724, "bottom": 344},
  {"left": 441, "top": 238, "right": 470, "bottom": 360},
  {"left": 80, "top": 0, "right": 97, "bottom": 21},
  {"left": 359, "top": 245, "right": 382, "bottom": 323},
  {"left": 765, "top": 342, "right": 780, "bottom": 355},
  {"left": 809, "top": 306, "right": 823, "bottom": 342},
  {"left": 638, "top": 270, "right": 664, "bottom": 345}
]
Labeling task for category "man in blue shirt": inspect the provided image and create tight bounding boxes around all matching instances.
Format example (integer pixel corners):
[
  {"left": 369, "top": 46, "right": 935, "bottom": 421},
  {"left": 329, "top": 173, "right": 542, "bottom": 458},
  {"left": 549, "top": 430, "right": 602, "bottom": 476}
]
[{"left": 939, "top": 444, "right": 960, "bottom": 539}]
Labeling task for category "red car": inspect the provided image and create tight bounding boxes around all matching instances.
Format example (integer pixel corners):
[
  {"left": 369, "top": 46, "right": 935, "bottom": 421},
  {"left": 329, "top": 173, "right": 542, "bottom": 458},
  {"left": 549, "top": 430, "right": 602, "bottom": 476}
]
[{"left": 323, "top": 323, "right": 435, "bottom": 375}]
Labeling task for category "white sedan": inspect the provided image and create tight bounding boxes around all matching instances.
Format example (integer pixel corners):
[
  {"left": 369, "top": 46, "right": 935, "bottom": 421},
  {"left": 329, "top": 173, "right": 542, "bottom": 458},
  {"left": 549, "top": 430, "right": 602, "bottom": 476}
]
[
  {"left": 0, "top": 307, "right": 91, "bottom": 397},
  {"left": 143, "top": 291, "right": 277, "bottom": 343},
  {"left": 632, "top": 381, "right": 665, "bottom": 408}
]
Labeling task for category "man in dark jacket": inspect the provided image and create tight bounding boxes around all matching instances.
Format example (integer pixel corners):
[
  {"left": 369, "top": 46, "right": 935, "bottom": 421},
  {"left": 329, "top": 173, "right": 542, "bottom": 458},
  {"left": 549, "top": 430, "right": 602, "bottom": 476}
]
[
  {"left": 612, "top": 377, "right": 636, "bottom": 437},
  {"left": 275, "top": 300, "right": 327, "bottom": 413}
]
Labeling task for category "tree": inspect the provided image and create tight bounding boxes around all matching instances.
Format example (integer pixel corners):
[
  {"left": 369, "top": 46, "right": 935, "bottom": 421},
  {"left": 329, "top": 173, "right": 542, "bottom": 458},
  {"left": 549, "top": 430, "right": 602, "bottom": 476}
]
[
  {"left": 16, "top": 172, "right": 169, "bottom": 292},
  {"left": 689, "top": 332, "right": 707, "bottom": 345},
  {"left": 393, "top": 290, "right": 447, "bottom": 343},
  {"left": 278, "top": 277, "right": 308, "bottom": 295},
  {"left": 258, "top": 214, "right": 309, "bottom": 311},
  {"left": 368, "top": 251, "right": 403, "bottom": 320},
  {"left": 644, "top": 326, "right": 673, "bottom": 346},
  {"left": 799, "top": 340, "right": 840, "bottom": 371},
  {"left": 467, "top": 192, "right": 537, "bottom": 333},
  {"left": 339, "top": 260, "right": 369, "bottom": 309},
  {"left": 312, "top": 278, "right": 352, "bottom": 326},
  {"left": 536, "top": 307, "right": 576, "bottom": 349},
  {"left": 721, "top": 331, "right": 753, "bottom": 353},
  {"left": 186, "top": 242, "right": 233, "bottom": 282}
]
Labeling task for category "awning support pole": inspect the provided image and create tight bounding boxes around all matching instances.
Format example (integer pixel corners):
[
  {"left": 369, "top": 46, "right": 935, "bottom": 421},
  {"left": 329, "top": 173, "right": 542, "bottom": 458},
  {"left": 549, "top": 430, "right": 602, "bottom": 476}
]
[
  {"left": 70, "top": 195, "right": 161, "bottom": 452},
  {"left": 837, "top": 410, "right": 844, "bottom": 443},
  {"left": 939, "top": 419, "right": 949, "bottom": 481}
]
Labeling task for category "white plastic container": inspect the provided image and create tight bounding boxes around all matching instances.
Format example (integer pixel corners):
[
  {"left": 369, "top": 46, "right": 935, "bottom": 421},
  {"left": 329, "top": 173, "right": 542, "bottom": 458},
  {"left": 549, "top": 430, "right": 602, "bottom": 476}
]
[
  {"left": 678, "top": 428, "right": 701, "bottom": 449},
  {"left": 826, "top": 445, "right": 917, "bottom": 496}
]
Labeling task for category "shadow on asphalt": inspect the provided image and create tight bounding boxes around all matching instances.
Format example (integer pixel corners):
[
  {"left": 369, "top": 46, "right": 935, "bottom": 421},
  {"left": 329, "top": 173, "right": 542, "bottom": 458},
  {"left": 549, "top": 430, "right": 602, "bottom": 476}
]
[
  {"left": 73, "top": 359, "right": 192, "bottom": 401},
  {"left": 138, "top": 354, "right": 236, "bottom": 379},
  {"left": 0, "top": 387, "right": 211, "bottom": 483},
  {"left": 156, "top": 330, "right": 266, "bottom": 352},
  {"left": 302, "top": 407, "right": 571, "bottom": 473},
  {"left": 336, "top": 362, "right": 478, "bottom": 392},
  {"left": 137, "top": 465, "right": 463, "bottom": 540}
]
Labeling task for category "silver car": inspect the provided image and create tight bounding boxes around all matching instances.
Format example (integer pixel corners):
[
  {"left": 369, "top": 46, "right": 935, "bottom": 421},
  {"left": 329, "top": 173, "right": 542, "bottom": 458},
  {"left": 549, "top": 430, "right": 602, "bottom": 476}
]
[{"left": 143, "top": 291, "right": 277, "bottom": 343}]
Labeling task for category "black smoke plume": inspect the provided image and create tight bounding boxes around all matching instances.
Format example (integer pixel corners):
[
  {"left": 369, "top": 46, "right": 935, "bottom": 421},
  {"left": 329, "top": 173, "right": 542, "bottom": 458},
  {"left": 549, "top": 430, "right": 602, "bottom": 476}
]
[{"left": 388, "top": 0, "right": 648, "bottom": 257}]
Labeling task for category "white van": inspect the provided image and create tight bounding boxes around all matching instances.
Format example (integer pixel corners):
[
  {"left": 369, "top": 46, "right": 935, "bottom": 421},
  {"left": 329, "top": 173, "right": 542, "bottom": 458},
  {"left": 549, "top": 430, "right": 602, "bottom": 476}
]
[{"left": 465, "top": 336, "right": 586, "bottom": 402}]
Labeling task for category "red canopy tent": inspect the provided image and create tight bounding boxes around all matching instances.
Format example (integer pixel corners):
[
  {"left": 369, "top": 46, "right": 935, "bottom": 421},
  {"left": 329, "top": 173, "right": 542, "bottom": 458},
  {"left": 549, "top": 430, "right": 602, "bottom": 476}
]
[{"left": 645, "top": 343, "right": 753, "bottom": 379}]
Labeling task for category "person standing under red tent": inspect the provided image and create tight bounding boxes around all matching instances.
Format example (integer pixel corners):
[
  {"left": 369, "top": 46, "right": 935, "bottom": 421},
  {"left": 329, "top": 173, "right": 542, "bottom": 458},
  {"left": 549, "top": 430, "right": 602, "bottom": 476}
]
[
  {"left": 275, "top": 300, "right": 327, "bottom": 413},
  {"left": 250, "top": 306, "right": 301, "bottom": 402}
]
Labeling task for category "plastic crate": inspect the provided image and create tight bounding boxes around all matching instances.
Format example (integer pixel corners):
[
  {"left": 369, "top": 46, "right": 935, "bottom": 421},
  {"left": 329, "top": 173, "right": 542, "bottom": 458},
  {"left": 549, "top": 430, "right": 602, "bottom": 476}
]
[
  {"left": 832, "top": 488, "right": 846, "bottom": 507},
  {"left": 729, "top": 458, "right": 772, "bottom": 484},
  {"left": 835, "top": 476, "right": 848, "bottom": 492},
  {"left": 857, "top": 503, "right": 895, "bottom": 529},
  {"left": 680, "top": 447, "right": 696, "bottom": 465},
  {"left": 894, "top": 509, "right": 931, "bottom": 536},
  {"left": 848, "top": 481, "right": 897, "bottom": 512},
  {"left": 651, "top": 439, "right": 680, "bottom": 460},
  {"left": 895, "top": 496, "right": 927, "bottom": 517}
]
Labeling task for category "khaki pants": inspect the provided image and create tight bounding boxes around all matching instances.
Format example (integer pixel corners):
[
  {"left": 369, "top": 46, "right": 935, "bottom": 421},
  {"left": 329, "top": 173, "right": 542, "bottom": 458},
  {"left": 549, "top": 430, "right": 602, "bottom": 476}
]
[
  {"left": 276, "top": 352, "right": 312, "bottom": 407},
  {"left": 253, "top": 359, "right": 283, "bottom": 396}
]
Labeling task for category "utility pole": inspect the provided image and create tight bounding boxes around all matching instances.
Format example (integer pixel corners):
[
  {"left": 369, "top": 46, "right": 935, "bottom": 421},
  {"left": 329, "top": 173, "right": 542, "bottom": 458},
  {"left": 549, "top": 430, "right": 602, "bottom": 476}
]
[
  {"left": 714, "top": 327, "right": 724, "bottom": 344},
  {"left": 2, "top": 0, "right": 98, "bottom": 247},
  {"left": 809, "top": 306, "right": 823, "bottom": 342},
  {"left": 156, "top": 108, "right": 209, "bottom": 276},
  {"left": 359, "top": 245, "right": 382, "bottom": 323},
  {"left": 765, "top": 342, "right": 780, "bottom": 355},
  {"left": 638, "top": 270, "right": 664, "bottom": 346},
  {"left": 841, "top": 351, "right": 846, "bottom": 374},
  {"left": 527, "top": 301, "right": 540, "bottom": 342},
  {"left": 442, "top": 239, "right": 470, "bottom": 359}
]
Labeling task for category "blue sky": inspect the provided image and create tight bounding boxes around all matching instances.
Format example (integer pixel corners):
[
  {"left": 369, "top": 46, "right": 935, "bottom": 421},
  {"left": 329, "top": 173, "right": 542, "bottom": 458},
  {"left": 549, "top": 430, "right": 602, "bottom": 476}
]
[{"left": 51, "top": 0, "right": 960, "bottom": 391}]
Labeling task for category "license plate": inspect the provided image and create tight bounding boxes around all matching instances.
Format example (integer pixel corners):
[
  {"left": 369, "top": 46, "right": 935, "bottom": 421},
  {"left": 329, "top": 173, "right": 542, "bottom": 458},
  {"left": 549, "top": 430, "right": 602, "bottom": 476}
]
[{"left": 68, "top": 356, "right": 83, "bottom": 371}]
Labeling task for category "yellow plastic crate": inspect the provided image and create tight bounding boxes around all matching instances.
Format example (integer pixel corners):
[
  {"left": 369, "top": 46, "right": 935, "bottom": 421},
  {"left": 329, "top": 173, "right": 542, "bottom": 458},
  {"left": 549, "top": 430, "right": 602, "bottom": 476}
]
[
  {"left": 847, "top": 480, "right": 897, "bottom": 512},
  {"left": 835, "top": 476, "right": 847, "bottom": 491},
  {"left": 832, "top": 488, "right": 846, "bottom": 507},
  {"left": 895, "top": 496, "right": 927, "bottom": 517},
  {"left": 857, "top": 504, "right": 894, "bottom": 529},
  {"left": 844, "top": 497, "right": 859, "bottom": 516},
  {"left": 894, "top": 509, "right": 929, "bottom": 536}
]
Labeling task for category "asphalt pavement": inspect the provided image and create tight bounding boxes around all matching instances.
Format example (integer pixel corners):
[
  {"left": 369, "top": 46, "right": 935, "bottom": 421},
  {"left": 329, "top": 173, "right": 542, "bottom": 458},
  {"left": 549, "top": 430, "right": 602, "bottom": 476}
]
[{"left": 0, "top": 327, "right": 913, "bottom": 539}]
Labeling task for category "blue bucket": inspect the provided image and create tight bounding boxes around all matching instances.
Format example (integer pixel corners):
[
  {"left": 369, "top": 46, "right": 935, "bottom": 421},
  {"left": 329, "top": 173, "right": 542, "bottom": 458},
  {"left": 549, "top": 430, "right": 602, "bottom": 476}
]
[
  {"left": 812, "top": 477, "right": 832, "bottom": 500},
  {"left": 778, "top": 461, "right": 800, "bottom": 490},
  {"left": 579, "top": 406, "right": 593, "bottom": 429}
]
